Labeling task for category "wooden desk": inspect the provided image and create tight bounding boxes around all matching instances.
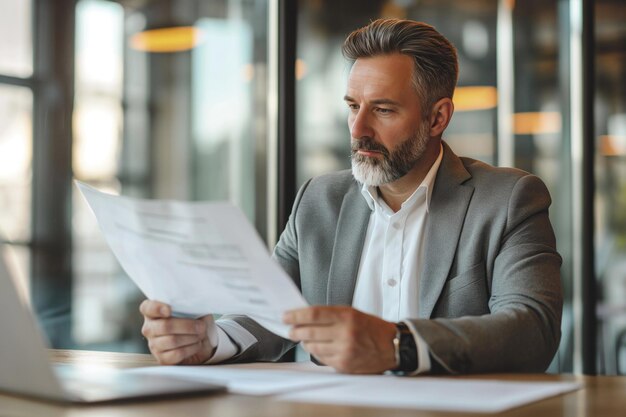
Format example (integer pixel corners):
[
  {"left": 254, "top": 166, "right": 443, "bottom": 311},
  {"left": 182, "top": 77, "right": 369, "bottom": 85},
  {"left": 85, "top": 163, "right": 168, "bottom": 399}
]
[{"left": 0, "top": 350, "right": 624, "bottom": 417}]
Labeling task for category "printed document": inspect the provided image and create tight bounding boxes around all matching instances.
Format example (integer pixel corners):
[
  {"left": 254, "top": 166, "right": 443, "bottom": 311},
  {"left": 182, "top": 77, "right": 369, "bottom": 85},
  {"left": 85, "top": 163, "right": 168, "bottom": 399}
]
[{"left": 76, "top": 182, "right": 307, "bottom": 338}]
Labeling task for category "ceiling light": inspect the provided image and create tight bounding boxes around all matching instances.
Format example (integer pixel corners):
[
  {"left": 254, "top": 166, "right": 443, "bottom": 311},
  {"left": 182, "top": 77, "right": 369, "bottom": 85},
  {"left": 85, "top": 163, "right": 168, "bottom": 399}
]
[
  {"left": 453, "top": 86, "right": 498, "bottom": 111},
  {"left": 130, "top": 26, "right": 205, "bottom": 53},
  {"left": 513, "top": 112, "right": 561, "bottom": 135}
]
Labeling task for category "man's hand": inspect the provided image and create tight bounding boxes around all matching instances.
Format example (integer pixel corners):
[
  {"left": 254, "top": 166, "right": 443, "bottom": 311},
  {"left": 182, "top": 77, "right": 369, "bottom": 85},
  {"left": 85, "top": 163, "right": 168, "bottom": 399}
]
[
  {"left": 140, "top": 300, "right": 217, "bottom": 365},
  {"left": 283, "top": 306, "right": 397, "bottom": 374}
]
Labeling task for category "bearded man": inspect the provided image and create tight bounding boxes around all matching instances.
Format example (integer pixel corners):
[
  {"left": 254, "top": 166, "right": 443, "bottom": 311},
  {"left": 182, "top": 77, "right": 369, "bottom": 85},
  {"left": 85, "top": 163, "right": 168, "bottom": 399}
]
[{"left": 140, "top": 19, "right": 563, "bottom": 375}]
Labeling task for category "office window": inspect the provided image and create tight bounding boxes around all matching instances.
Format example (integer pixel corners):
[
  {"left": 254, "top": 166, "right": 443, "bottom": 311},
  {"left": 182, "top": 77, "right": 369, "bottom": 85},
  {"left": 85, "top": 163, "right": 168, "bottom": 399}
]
[
  {"left": 4, "top": 0, "right": 618, "bottom": 374},
  {"left": 72, "top": 0, "right": 131, "bottom": 349},
  {"left": 67, "top": 0, "right": 269, "bottom": 351}
]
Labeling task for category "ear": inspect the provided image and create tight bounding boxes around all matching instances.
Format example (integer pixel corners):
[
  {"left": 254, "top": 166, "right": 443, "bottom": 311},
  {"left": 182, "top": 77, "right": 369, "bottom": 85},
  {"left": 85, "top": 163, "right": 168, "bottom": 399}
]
[{"left": 428, "top": 97, "right": 454, "bottom": 137}]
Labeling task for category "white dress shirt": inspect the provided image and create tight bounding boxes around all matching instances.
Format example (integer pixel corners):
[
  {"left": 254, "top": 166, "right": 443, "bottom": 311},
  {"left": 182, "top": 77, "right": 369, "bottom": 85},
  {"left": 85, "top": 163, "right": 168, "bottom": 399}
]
[
  {"left": 208, "top": 146, "right": 444, "bottom": 371},
  {"left": 352, "top": 145, "right": 443, "bottom": 374}
]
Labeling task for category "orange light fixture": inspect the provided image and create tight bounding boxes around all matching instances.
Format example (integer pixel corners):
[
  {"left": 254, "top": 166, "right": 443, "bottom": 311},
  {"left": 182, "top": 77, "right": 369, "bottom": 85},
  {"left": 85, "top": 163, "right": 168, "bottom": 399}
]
[
  {"left": 130, "top": 26, "right": 205, "bottom": 53},
  {"left": 296, "top": 59, "right": 308, "bottom": 80},
  {"left": 599, "top": 135, "right": 626, "bottom": 156},
  {"left": 453, "top": 86, "right": 498, "bottom": 111},
  {"left": 513, "top": 112, "right": 561, "bottom": 135}
]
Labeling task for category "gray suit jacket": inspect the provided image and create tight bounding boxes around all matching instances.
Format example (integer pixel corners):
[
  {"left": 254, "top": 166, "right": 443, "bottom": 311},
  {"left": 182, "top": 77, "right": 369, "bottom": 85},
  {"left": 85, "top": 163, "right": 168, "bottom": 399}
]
[{"left": 222, "top": 142, "right": 563, "bottom": 374}]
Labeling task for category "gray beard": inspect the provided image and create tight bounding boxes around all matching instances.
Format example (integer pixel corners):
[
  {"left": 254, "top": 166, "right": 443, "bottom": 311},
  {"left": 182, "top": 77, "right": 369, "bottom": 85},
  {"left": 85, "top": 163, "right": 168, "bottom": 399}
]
[{"left": 350, "top": 123, "right": 430, "bottom": 186}]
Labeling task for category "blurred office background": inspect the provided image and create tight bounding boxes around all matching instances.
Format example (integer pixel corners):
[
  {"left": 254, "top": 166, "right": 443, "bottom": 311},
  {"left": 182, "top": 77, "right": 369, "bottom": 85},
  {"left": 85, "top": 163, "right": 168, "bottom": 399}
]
[{"left": 0, "top": 0, "right": 624, "bottom": 374}]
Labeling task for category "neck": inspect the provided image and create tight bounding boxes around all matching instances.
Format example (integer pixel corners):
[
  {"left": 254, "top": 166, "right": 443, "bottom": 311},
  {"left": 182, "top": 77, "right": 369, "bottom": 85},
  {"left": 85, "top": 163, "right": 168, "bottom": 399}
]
[{"left": 377, "top": 139, "right": 441, "bottom": 212}]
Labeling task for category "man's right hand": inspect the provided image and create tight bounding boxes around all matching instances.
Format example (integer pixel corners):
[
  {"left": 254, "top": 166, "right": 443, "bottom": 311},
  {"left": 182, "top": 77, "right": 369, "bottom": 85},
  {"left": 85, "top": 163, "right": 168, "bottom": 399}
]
[{"left": 140, "top": 300, "right": 218, "bottom": 365}]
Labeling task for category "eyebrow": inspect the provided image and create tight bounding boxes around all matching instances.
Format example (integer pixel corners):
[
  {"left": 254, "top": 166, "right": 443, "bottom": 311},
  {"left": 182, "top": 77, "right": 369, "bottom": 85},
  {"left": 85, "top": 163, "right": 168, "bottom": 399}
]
[{"left": 343, "top": 95, "right": 401, "bottom": 106}]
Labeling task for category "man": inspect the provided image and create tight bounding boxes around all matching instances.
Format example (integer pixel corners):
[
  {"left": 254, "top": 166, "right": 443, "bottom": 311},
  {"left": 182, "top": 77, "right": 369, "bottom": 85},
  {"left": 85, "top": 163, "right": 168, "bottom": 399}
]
[{"left": 140, "top": 19, "right": 562, "bottom": 375}]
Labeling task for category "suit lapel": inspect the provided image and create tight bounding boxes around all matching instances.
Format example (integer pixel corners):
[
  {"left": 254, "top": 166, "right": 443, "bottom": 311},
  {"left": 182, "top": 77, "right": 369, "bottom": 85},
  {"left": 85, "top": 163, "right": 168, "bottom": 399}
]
[
  {"left": 419, "top": 142, "right": 474, "bottom": 318},
  {"left": 326, "top": 183, "right": 371, "bottom": 305}
]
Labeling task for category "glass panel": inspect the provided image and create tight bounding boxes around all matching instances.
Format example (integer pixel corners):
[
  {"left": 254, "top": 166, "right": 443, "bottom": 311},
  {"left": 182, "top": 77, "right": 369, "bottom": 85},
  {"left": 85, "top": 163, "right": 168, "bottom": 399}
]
[
  {"left": 0, "top": 85, "right": 32, "bottom": 243},
  {"left": 595, "top": 0, "right": 626, "bottom": 375},
  {"left": 72, "top": 0, "right": 132, "bottom": 350},
  {"left": 73, "top": 96, "right": 123, "bottom": 179},
  {"left": 191, "top": 17, "right": 258, "bottom": 221},
  {"left": 509, "top": 0, "right": 572, "bottom": 373},
  {"left": 71, "top": 0, "right": 268, "bottom": 351},
  {"left": 0, "top": 0, "right": 32, "bottom": 77}
]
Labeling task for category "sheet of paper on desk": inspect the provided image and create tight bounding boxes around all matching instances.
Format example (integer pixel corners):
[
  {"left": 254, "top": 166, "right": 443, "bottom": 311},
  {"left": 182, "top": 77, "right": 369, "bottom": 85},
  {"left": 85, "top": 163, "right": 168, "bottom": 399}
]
[
  {"left": 278, "top": 375, "right": 582, "bottom": 413},
  {"left": 76, "top": 181, "right": 307, "bottom": 338},
  {"left": 128, "top": 362, "right": 343, "bottom": 395}
]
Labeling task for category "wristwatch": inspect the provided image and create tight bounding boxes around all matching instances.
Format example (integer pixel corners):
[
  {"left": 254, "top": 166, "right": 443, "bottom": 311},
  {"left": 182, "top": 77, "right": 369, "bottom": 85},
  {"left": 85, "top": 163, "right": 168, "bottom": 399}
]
[{"left": 389, "top": 322, "right": 419, "bottom": 375}]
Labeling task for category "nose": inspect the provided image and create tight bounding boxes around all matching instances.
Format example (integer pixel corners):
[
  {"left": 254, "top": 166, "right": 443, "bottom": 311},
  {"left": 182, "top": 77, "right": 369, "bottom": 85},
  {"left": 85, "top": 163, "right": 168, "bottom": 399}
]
[{"left": 349, "top": 108, "right": 374, "bottom": 139}]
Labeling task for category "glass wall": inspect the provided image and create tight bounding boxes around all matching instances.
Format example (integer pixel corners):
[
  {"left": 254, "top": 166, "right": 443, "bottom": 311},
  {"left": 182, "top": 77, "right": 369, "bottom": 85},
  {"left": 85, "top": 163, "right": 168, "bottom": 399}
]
[
  {"left": 595, "top": 0, "right": 626, "bottom": 375},
  {"left": 0, "top": 0, "right": 269, "bottom": 352},
  {"left": 294, "top": 0, "right": 578, "bottom": 372},
  {"left": 72, "top": 0, "right": 129, "bottom": 349},
  {"left": 294, "top": 0, "right": 626, "bottom": 374},
  {"left": 69, "top": 0, "right": 269, "bottom": 351},
  {"left": 0, "top": 0, "right": 623, "bottom": 371}
]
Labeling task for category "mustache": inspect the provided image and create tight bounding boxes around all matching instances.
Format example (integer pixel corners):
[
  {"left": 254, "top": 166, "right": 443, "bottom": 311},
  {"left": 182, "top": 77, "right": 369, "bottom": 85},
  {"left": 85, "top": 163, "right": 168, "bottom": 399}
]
[{"left": 351, "top": 137, "right": 390, "bottom": 157}]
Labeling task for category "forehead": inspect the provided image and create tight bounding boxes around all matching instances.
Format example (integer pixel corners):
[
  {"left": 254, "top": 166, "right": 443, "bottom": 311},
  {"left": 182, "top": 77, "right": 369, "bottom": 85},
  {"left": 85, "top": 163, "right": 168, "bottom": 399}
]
[{"left": 346, "top": 53, "right": 416, "bottom": 101}]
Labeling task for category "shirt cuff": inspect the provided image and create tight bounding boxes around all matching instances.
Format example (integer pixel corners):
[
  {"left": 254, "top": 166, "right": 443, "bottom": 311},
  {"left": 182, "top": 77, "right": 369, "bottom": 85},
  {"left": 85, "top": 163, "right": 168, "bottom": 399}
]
[
  {"left": 403, "top": 320, "right": 431, "bottom": 375},
  {"left": 205, "top": 325, "right": 238, "bottom": 364},
  {"left": 204, "top": 319, "right": 258, "bottom": 364}
]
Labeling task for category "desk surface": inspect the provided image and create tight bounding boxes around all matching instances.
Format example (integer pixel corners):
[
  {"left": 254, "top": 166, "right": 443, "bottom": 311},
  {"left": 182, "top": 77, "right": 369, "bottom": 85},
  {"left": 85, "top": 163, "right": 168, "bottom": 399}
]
[{"left": 0, "top": 350, "right": 624, "bottom": 417}]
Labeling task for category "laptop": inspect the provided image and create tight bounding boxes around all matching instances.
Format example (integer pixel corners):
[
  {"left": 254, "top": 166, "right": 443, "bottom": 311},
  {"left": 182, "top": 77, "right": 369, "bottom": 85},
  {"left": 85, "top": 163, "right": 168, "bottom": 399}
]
[{"left": 0, "top": 253, "right": 225, "bottom": 403}]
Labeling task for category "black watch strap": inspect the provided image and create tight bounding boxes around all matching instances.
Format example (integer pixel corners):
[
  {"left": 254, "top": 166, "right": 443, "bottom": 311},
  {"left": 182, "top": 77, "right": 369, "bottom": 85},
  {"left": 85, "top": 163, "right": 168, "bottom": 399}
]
[{"left": 390, "top": 322, "right": 419, "bottom": 375}]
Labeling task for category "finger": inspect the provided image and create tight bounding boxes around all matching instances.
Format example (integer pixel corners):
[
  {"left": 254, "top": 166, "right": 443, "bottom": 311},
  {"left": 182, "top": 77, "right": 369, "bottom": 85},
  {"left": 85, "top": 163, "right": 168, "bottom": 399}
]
[
  {"left": 289, "top": 324, "right": 335, "bottom": 342},
  {"left": 142, "top": 317, "right": 204, "bottom": 338},
  {"left": 201, "top": 315, "right": 219, "bottom": 346},
  {"left": 283, "top": 306, "right": 342, "bottom": 325},
  {"left": 139, "top": 300, "right": 171, "bottom": 319},
  {"left": 157, "top": 341, "right": 203, "bottom": 365},
  {"left": 148, "top": 334, "right": 201, "bottom": 354},
  {"left": 301, "top": 341, "right": 339, "bottom": 359}
]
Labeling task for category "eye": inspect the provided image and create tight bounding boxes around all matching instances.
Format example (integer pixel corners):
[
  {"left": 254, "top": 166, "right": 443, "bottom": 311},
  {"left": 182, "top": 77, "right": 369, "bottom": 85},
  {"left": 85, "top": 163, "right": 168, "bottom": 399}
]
[
  {"left": 375, "top": 107, "right": 393, "bottom": 115},
  {"left": 347, "top": 103, "right": 359, "bottom": 111}
]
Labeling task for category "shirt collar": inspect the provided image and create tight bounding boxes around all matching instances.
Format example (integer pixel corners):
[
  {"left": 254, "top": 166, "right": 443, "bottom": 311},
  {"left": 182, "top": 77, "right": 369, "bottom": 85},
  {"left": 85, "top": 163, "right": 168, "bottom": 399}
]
[{"left": 360, "top": 143, "right": 444, "bottom": 213}]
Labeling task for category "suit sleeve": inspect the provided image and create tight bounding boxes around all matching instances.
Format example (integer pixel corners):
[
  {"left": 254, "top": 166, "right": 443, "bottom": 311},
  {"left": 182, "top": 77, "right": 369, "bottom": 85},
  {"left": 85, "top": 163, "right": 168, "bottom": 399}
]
[
  {"left": 408, "top": 175, "right": 563, "bottom": 374},
  {"left": 215, "top": 179, "right": 312, "bottom": 363}
]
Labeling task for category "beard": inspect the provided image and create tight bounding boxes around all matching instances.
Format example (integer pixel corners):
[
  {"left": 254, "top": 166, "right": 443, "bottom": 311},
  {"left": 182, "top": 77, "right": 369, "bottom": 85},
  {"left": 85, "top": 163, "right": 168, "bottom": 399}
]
[{"left": 350, "top": 123, "right": 430, "bottom": 186}]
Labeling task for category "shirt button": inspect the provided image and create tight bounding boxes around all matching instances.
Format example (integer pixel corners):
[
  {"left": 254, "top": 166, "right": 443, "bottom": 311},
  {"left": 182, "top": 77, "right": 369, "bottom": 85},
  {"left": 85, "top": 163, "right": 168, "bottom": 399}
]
[
  {"left": 387, "top": 278, "right": 397, "bottom": 287},
  {"left": 391, "top": 222, "right": 400, "bottom": 230}
]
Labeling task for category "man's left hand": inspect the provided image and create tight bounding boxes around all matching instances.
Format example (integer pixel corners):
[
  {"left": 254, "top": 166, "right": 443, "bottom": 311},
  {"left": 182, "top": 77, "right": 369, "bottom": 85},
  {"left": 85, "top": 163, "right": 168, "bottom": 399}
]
[{"left": 283, "top": 306, "right": 397, "bottom": 374}]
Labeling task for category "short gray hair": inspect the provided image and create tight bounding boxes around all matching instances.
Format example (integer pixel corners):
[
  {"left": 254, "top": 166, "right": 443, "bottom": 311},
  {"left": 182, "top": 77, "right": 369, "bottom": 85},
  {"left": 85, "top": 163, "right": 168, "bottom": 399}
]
[{"left": 342, "top": 19, "right": 458, "bottom": 114}]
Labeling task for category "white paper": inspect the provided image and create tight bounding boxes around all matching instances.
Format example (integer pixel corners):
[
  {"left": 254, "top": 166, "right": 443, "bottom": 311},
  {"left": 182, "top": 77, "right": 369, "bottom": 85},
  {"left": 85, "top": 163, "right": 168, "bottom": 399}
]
[
  {"left": 129, "top": 362, "right": 579, "bottom": 412},
  {"left": 76, "top": 181, "right": 307, "bottom": 338},
  {"left": 279, "top": 374, "right": 581, "bottom": 413},
  {"left": 128, "top": 362, "right": 343, "bottom": 395}
]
